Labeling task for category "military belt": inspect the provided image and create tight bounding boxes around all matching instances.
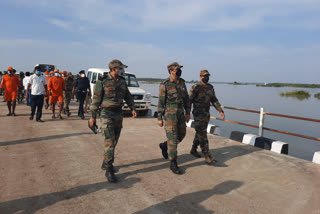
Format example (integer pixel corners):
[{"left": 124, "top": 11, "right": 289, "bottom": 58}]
[{"left": 166, "top": 103, "right": 183, "bottom": 108}]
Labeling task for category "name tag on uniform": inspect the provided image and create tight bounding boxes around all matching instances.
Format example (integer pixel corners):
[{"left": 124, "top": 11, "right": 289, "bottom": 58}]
[{"left": 107, "top": 87, "right": 113, "bottom": 91}]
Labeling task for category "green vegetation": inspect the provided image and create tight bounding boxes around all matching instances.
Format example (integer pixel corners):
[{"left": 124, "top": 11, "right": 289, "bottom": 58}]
[
  {"left": 257, "top": 83, "right": 320, "bottom": 88},
  {"left": 314, "top": 93, "right": 320, "bottom": 100},
  {"left": 137, "top": 78, "right": 164, "bottom": 83},
  {"left": 279, "top": 90, "right": 311, "bottom": 100}
]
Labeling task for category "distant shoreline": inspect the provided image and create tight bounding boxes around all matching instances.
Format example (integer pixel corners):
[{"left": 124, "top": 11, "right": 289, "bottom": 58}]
[{"left": 138, "top": 79, "right": 320, "bottom": 88}]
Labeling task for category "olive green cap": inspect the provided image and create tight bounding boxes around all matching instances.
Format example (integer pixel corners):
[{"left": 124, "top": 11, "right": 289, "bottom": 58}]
[{"left": 109, "top": 59, "right": 128, "bottom": 69}]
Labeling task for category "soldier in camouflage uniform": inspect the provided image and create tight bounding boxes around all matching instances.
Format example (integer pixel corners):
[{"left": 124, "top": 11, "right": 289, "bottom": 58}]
[
  {"left": 63, "top": 72, "right": 73, "bottom": 116},
  {"left": 189, "top": 70, "right": 225, "bottom": 165},
  {"left": 89, "top": 59, "right": 137, "bottom": 183},
  {"left": 158, "top": 62, "right": 190, "bottom": 175}
]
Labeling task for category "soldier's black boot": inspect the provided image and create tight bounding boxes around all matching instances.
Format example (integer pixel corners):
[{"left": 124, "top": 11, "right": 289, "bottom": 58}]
[
  {"left": 190, "top": 144, "right": 201, "bottom": 158},
  {"left": 159, "top": 141, "right": 168, "bottom": 159},
  {"left": 170, "top": 160, "right": 184, "bottom": 175},
  {"left": 105, "top": 164, "right": 117, "bottom": 183}
]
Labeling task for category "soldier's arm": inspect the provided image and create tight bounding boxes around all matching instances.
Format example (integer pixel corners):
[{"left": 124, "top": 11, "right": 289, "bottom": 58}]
[
  {"left": 210, "top": 88, "right": 224, "bottom": 113},
  {"left": 157, "top": 83, "right": 166, "bottom": 121},
  {"left": 90, "top": 80, "right": 104, "bottom": 119},
  {"left": 183, "top": 82, "right": 191, "bottom": 116},
  {"left": 124, "top": 83, "right": 136, "bottom": 111}
]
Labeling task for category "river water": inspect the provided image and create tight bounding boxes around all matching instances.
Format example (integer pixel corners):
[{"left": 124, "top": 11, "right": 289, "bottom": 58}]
[{"left": 140, "top": 83, "right": 320, "bottom": 161}]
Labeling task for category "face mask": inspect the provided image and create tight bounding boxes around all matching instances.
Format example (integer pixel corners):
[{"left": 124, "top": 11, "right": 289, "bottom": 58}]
[
  {"left": 36, "top": 71, "right": 41, "bottom": 76},
  {"left": 8, "top": 71, "right": 13, "bottom": 75},
  {"left": 202, "top": 76, "right": 209, "bottom": 84},
  {"left": 80, "top": 74, "right": 85, "bottom": 78},
  {"left": 176, "top": 68, "right": 182, "bottom": 77},
  {"left": 55, "top": 73, "right": 60, "bottom": 77},
  {"left": 118, "top": 69, "right": 125, "bottom": 76}
]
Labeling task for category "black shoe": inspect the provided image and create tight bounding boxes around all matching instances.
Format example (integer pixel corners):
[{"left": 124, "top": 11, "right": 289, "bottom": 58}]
[
  {"left": 29, "top": 116, "right": 34, "bottom": 120},
  {"left": 105, "top": 165, "right": 117, "bottom": 183},
  {"left": 80, "top": 115, "right": 85, "bottom": 120},
  {"left": 36, "top": 119, "right": 45, "bottom": 123},
  {"left": 170, "top": 160, "right": 184, "bottom": 175},
  {"left": 190, "top": 145, "right": 201, "bottom": 158},
  {"left": 159, "top": 141, "right": 168, "bottom": 159}
]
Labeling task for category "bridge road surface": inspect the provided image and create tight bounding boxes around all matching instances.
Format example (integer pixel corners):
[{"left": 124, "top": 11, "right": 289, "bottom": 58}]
[{"left": 0, "top": 99, "right": 320, "bottom": 214}]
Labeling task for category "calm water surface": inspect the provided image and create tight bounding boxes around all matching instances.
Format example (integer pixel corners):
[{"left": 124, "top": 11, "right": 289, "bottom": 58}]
[{"left": 140, "top": 83, "right": 320, "bottom": 161}]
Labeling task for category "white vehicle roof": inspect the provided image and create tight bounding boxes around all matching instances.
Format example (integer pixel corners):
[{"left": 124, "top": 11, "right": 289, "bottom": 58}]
[{"left": 88, "top": 68, "right": 135, "bottom": 75}]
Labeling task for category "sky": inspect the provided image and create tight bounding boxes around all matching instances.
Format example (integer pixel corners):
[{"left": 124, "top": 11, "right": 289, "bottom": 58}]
[{"left": 0, "top": 0, "right": 320, "bottom": 83}]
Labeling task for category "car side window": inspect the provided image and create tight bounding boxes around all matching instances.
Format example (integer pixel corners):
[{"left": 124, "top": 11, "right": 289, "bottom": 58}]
[
  {"left": 87, "top": 71, "right": 92, "bottom": 82},
  {"left": 92, "top": 72, "right": 97, "bottom": 84}
]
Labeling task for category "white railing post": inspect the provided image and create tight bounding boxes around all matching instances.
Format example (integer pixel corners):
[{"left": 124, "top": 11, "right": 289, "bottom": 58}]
[{"left": 259, "top": 107, "right": 265, "bottom": 137}]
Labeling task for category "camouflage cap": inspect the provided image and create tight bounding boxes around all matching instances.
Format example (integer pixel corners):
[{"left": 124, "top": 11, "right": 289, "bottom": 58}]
[
  {"left": 109, "top": 59, "right": 128, "bottom": 69},
  {"left": 68, "top": 72, "right": 73, "bottom": 76},
  {"left": 167, "top": 62, "right": 183, "bottom": 71},
  {"left": 200, "top": 69, "right": 210, "bottom": 76}
]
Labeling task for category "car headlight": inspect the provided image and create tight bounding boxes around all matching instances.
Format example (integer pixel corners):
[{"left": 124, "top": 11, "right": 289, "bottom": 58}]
[{"left": 144, "top": 93, "right": 151, "bottom": 101}]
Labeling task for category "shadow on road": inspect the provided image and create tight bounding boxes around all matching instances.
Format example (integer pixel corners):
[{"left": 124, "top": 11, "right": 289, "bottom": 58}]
[
  {"left": 134, "top": 180, "right": 243, "bottom": 214},
  {"left": 0, "top": 132, "right": 93, "bottom": 147},
  {"left": 0, "top": 177, "right": 141, "bottom": 214},
  {"left": 116, "top": 145, "right": 257, "bottom": 179}
]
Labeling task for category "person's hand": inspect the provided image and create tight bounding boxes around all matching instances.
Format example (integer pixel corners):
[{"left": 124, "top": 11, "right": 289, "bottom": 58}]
[
  {"left": 185, "top": 114, "right": 190, "bottom": 123},
  {"left": 89, "top": 118, "right": 96, "bottom": 128},
  {"left": 158, "top": 120, "right": 163, "bottom": 127},
  {"left": 220, "top": 112, "right": 225, "bottom": 120},
  {"left": 25, "top": 94, "right": 28, "bottom": 100},
  {"left": 132, "top": 110, "right": 137, "bottom": 118},
  {"left": 44, "top": 91, "right": 48, "bottom": 97}
]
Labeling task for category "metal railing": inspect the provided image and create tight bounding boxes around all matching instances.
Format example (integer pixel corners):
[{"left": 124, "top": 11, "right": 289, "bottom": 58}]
[
  {"left": 211, "top": 106, "right": 320, "bottom": 141},
  {"left": 150, "top": 96, "right": 320, "bottom": 141}
]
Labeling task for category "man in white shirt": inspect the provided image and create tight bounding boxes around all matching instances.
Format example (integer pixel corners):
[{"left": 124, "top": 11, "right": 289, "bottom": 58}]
[
  {"left": 26, "top": 67, "right": 48, "bottom": 122},
  {"left": 23, "top": 72, "right": 31, "bottom": 106}
]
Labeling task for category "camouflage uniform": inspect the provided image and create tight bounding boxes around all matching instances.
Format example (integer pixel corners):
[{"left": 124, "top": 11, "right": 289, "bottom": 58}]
[
  {"left": 158, "top": 67, "right": 190, "bottom": 161},
  {"left": 189, "top": 70, "right": 223, "bottom": 163},
  {"left": 18, "top": 73, "right": 24, "bottom": 104},
  {"left": 63, "top": 73, "right": 73, "bottom": 114},
  {"left": 91, "top": 72, "right": 135, "bottom": 166}
]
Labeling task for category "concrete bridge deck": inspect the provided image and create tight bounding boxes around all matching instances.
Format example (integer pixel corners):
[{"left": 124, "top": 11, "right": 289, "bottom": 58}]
[{"left": 0, "top": 100, "right": 320, "bottom": 214}]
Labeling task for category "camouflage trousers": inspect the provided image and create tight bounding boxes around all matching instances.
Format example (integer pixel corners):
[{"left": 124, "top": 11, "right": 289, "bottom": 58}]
[
  {"left": 101, "top": 108, "right": 123, "bottom": 165},
  {"left": 164, "top": 107, "right": 186, "bottom": 161},
  {"left": 193, "top": 111, "right": 210, "bottom": 154},
  {"left": 63, "top": 90, "right": 72, "bottom": 110}
]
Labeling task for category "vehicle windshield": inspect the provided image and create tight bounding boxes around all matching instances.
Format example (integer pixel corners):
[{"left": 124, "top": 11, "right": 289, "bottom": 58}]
[
  {"left": 124, "top": 74, "right": 139, "bottom": 87},
  {"left": 38, "top": 64, "right": 55, "bottom": 72}
]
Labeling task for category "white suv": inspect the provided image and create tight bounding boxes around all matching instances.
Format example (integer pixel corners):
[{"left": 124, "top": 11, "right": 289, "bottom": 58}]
[{"left": 87, "top": 68, "right": 151, "bottom": 115}]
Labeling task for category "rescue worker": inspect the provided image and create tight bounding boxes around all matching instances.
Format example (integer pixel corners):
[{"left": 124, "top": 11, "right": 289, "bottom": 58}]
[
  {"left": 44, "top": 71, "right": 51, "bottom": 109},
  {"left": 73, "top": 70, "right": 90, "bottom": 119},
  {"left": 63, "top": 72, "right": 73, "bottom": 116},
  {"left": 48, "top": 69, "right": 65, "bottom": 119},
  {"left": 0, "top": 67, "right": 22, "bottom": 116},
  {"left": 158, "top": 62, "right": 190, "bottom": 174},
  {"left": 89, "top": 59, "right": 137, "bottom": 183},
  {"left": 189, "top": 70, "right": 225, "bottom": 164}
]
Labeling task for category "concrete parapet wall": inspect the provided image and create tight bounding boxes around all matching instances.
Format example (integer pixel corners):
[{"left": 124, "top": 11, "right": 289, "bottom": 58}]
[
  {"left": 230, "top": 131, "right": 289, "bottom": 155},
  {"left": 186, "top": 119, "right": 220, "bottom": 136}
]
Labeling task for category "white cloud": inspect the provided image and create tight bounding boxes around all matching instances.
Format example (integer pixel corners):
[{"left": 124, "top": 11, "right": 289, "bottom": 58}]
[
  {"left": 5, "top": 0, "right": 320, "bottom": 31},
  {"left": 48, "top": 19, "right": 72, "bottom": 30}
]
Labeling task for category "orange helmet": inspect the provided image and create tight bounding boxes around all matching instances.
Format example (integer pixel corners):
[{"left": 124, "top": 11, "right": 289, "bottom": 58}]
[
  {"left": 8, "top": 67, "right": 14, "bottom": 71},
  {"left": 61, "top": 70, "right": 67, "bottom": 74},
  {"left": 49, "top": 71, "right": 54, "bottom": 74},
  {"left": 45, "top": 71, "right": 49, "bottom": 75},
  {"left": 54, "top": 69, "right": 59, "bottom": 73}
]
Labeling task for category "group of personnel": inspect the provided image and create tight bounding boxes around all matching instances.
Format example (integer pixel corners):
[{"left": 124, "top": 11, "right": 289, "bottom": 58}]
[
  {"left": 89, "top": 59, "right": 225, "bottom": 183},
  {"left": 0, "top": 66, "right": 91, "bottom": 122}
]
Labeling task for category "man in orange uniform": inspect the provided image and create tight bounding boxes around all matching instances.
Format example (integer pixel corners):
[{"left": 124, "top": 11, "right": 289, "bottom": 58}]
[
  {"left": 0, "top": 67, "right": 22, "bottom": 116},
  {"left": 48, "top": 69, "right": 65, "bottom": 119},
  {"left": 44, "top": 71, "right": 51, "bottom": 109}
]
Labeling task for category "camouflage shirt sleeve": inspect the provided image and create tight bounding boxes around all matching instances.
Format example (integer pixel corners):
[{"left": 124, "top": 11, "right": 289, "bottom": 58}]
[
  {"left": 124, "top": 83, "right": 136, "bottom": 111},
  {"left": 210, "top": 87, "right": 223, "bottom": 113},
  {"left": 188, "top": 85, "right": 196, "bottom": 108},
  {"left": 183, "top": 81, "right": 191, "bottom": 115},
  {"left": 157, "top": 83, "right": 166, "bottom": 120},
  {"left": 90, "top": 79, "right": 103, "bottom": 119}
]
